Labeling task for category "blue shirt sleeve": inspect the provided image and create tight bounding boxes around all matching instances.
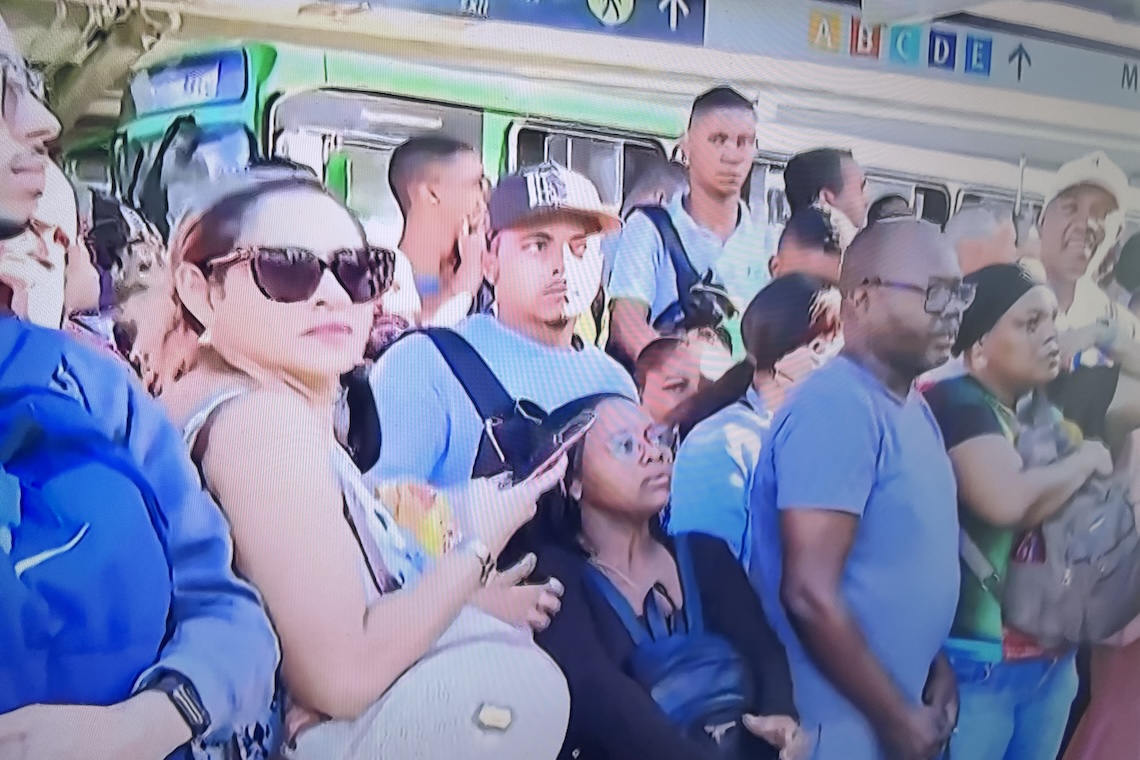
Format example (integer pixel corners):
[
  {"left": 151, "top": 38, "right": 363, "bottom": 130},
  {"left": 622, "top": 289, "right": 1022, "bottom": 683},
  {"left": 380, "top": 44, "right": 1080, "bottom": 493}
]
[
  {"left": 365, "top": 333, "right": 451, "bottom": 485},
  {"left": 669, "top": 414, "right": 757, "bottom": 562},
  {"left": 66, "top": 347, "right": 279, "bottom": 743},
  {"left": 607, "top": 210, "right": 665, "bottom": 309},
  {"left": 770, "top": 378, "right": 880, "bottom": 517}
]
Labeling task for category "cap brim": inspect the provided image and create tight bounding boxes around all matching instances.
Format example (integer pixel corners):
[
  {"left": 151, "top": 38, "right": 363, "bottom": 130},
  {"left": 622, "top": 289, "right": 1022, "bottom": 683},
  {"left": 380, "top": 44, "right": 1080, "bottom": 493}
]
[
  {"left": 495, "top": 207, "right": 622, "bottom": 236},
  {"left": 1043, "top": 179, "right": 1122, "bottom": 217}
]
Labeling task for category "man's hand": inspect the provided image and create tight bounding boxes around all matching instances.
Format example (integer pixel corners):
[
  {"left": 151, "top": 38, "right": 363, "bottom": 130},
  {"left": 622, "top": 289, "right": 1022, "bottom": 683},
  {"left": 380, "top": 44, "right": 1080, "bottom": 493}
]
[
  {"left": 1058, "top": 325, "right": 1105, "bottom": 370},
  {"left": 879, "top": 704, "right": 950, "bottom": 760},
  {"left": 474, "top": 552, "right": 564, "bottom": 631},
  {"left": 0, "top": 692, "right": 192, "bottom": 760},
  {"left": 922, "top": 652, "right": 959, "bottom": 741},
  {"left": 450, "top": 216, "right": 487, "bottom": 299},
  {"left": 743, "top": 714, "right": 811, "bottom": 760}
]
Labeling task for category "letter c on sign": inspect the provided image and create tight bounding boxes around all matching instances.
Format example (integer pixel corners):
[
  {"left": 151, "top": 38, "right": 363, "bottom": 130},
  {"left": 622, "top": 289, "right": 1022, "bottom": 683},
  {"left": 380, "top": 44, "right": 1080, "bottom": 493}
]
[{"left": 896, "top": 30, "right": 911, "bottom": 59}]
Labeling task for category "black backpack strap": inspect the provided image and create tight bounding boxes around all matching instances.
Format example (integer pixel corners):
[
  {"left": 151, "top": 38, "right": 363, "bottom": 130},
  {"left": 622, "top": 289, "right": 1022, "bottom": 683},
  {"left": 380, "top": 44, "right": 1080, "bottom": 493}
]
[
  {"left": 637, "top": 205, "right": 701, "bottom": 310},
  {"left": 342, "top": 366, "right": 381, "bottom": 472},
  {"left": 138, "top": 114, "right": 198, "bottom": 241},
  {"left": 674, "top": 534, "right": 705, "bottom": 635},
  {"left": 422, "top": 328, "right": 515, "bottom": 423}
]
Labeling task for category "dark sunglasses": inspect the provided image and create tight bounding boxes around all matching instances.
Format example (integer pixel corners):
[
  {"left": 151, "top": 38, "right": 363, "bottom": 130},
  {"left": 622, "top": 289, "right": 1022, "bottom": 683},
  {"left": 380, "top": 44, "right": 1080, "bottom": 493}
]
[
  {"left": 207, "top": 245, "right": 394, "bottom": 304},
  {"left": 0, "top": 54, "right": 46, "bottom": 120},
  {"left": 862, "top": 277, "right": 976, "bottom": 314}
]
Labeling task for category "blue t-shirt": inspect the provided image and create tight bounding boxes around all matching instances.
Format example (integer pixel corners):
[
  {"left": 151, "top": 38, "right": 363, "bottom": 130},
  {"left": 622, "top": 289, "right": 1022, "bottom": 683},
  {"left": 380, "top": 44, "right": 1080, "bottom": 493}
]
[
  {"left": 365, "top": 314, "right": 638, "bottom": 488},
  {"left": 607, "top": 195, "right": 769, "bottom": 321},
  {"left": 749, "top": 356, "right": 960, "bottom": 760},
  {"left": 668, "top": 386, "right": 771, "bottom": 569}
]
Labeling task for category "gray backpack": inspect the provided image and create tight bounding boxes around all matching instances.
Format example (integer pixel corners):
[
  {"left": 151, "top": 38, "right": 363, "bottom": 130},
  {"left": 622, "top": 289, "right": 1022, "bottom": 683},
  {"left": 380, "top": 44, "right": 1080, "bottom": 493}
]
[{"left": 960, "top": 391, "right": 1140, "bottom": 648}]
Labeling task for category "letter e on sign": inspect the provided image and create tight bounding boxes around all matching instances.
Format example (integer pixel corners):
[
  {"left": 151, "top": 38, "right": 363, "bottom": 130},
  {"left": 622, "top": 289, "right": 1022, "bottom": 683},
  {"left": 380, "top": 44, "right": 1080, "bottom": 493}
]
[
  {"left": 965, "top": 35, "right": 992, "bottom": 76},
  {"left": 850, "top": 18, "right": 882, "bottom": 58},
  {"left": 809, "top": 10, "right": 842, "bottom": 54},
  {"left": 928, "top": 29, "right": 957, "bottom": 70}
]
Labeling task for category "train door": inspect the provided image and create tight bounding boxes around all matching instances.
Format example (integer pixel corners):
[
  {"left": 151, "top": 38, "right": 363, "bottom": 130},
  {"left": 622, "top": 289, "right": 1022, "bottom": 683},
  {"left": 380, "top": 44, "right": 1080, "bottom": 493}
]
[{"left": 270, "top": 89, "right": 483, "bottom": 247}]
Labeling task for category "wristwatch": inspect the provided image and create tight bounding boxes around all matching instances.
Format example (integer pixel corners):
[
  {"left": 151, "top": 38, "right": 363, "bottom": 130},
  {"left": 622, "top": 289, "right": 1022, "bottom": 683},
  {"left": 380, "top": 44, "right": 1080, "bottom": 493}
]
[
  {"left": 459, "top": 537, "right": 495, "bottom": 586},
  {"left": 144, "top": 671, "right": 211, "bottom": 740}
]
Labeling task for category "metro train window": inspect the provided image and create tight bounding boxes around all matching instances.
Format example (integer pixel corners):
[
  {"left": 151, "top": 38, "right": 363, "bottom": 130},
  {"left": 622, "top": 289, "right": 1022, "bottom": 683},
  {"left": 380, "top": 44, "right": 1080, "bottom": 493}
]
[
  {"left": 271, "top": 90, "right": 483, "bottom": 246},
  {"left": 511, "top": 126, "right": 664, "bottom": 209},
  {"left": 914, "top": 185, "right": 951, "bottom": 227}
]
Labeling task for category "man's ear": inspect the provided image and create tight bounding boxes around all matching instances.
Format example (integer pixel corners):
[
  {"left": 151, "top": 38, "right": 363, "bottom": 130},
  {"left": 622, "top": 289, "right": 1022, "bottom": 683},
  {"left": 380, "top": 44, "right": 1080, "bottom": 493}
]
[{"left": 174, "top": 262, "right": 217, "bottom": 334}]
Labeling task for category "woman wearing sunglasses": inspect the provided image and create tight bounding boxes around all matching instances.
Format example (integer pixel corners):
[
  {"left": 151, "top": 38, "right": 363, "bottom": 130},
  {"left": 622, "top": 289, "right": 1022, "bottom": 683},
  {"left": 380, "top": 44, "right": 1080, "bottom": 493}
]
[
  {"left": 529, "top": 394, "right": 807, "bottom": 760},
  {"left": 162, "top": 168, "right": 572, "bottom": 760}
]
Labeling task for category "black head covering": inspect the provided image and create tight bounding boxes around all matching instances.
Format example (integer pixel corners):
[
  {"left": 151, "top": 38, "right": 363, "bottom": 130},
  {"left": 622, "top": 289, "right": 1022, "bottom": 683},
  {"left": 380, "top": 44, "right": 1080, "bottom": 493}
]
[{"left": 952, "top": 263, "right": 1040, "bottom": 357}]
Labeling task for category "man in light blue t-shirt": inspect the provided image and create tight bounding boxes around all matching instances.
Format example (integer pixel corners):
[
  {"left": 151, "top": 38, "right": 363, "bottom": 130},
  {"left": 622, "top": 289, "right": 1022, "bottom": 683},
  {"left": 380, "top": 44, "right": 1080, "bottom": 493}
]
[
  {"left": 750, "top": 220, "right": 968, "bottom": 760},
  {"left": 608, "top": 87, "right": 767, "bottom": 367},
  {"left": 366, "top": 162, "right": 637, "bottom": 490}
]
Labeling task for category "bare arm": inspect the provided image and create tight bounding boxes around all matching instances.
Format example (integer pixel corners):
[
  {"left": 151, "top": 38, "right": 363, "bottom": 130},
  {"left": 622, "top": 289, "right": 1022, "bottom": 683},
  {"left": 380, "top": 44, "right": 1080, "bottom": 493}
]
[
  {"left": 948, "top": 435, "right": 1103, "bottom": 529},
  {"left": 609, "top": 298, "right": 658, "bottom": 367},
  {"left": 203, "top": 392, "right": 554, "bottom": 721},
  {"left": 779, "top": 509, "right": 914, "bottom": 735}
]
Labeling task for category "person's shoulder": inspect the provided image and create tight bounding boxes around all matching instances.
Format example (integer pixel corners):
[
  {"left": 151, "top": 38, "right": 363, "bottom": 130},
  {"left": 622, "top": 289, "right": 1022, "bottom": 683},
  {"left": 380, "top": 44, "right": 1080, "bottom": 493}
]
[
  {"left": 783, "top": 358, "right": 868, "bottom": 410},
  {"left": 532, "top": 541, "right": 591, "bottom": 581},
  {"left": 683, "top": 402, "right": 760, "bottom": 450},
  {"left": 577, "top": 344, "right": 638, "bottom": 396},
  {"left": 923, "top": 374, "right": 984, "bottom": 415}
]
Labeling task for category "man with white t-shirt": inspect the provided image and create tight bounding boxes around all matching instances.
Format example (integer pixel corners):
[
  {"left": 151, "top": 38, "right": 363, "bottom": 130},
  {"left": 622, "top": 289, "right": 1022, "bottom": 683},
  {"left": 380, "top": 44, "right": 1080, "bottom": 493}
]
[
  {"left": 366, "top": 161, "right": 637, "bottom": 490},
  {"left": 381, "top": 136, "right": 488, "bottom": 328}
]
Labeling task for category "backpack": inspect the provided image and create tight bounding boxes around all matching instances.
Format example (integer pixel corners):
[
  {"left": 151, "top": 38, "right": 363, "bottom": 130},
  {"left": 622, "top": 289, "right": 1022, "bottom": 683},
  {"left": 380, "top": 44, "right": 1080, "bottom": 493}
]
[
  {"left": 960, "top": 390, "right": 1140, "bottom": 648},
  {"left": 606, "top": 206, "right": 737, "bottom": 372},
  {"left": 0, "top": 329, "right": 173, "bottom": 713},
  {"left": 584, "top": 533, "right": 755, "bottom": 756}
]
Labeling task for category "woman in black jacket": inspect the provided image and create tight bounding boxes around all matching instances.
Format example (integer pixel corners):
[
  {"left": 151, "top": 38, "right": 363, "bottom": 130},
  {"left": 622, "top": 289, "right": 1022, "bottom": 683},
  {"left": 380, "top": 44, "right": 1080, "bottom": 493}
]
[{"left": 530, "top": 394, "right": 806, "bottom": 760}]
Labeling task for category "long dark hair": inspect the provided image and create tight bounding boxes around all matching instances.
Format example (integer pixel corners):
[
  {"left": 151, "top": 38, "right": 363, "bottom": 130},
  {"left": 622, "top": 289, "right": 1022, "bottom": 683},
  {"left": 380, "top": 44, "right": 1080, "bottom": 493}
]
[{"left": 667, "top": 273, "right": 841, "bottom": 433}]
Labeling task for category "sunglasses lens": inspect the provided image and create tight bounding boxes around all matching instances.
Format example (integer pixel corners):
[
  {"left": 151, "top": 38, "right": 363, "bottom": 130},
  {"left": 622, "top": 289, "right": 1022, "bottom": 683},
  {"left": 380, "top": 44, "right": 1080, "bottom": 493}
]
[
  {"left": 251, "top": 248, "right": 323, "bottom": 303},
  {"left": 331, "top": 248, "right": 380, "bottom": 304}
]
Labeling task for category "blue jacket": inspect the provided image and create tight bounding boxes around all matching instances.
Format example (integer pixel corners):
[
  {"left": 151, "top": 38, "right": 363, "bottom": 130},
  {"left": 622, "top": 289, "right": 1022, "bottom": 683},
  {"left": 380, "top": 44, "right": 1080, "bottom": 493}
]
[{"left": 0, "top": 316, "right": 280, "bottom": 758}]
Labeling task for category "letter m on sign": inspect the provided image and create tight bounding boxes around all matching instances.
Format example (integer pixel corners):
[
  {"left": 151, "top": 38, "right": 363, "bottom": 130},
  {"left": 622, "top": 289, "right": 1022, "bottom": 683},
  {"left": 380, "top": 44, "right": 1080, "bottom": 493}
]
[{"left": 1125, "top": 62, "right": 1139, "bottom": 92}]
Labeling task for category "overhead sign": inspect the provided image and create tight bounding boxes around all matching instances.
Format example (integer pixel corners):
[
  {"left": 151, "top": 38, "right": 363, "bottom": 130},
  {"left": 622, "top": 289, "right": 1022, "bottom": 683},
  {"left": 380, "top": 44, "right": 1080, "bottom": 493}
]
[
  {"left": 378, "top": 0, "right": 705, "bottom": 44},
  {"left": 705, "top": 0, "right": 1140, "bottom": 112}
]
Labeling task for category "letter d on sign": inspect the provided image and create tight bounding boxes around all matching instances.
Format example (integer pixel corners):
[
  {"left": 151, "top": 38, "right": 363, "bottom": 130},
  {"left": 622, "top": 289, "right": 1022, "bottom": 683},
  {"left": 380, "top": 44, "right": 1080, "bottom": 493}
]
[{"left": 928, "top": 29, "right": 957, "bottom": 70}]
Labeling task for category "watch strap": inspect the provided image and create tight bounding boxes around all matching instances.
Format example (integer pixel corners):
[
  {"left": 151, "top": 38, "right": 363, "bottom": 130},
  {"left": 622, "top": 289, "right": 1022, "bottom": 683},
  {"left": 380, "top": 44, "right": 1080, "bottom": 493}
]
[{"left": 145, "top": 671, "right": 211, "bottom": 739}]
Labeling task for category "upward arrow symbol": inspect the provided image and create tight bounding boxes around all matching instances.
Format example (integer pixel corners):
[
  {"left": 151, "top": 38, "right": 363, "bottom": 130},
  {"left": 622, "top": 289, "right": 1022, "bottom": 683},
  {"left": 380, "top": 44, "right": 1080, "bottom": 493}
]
[
  {"left": 658, "top": 0, "right": 690, "bottom": 31},
  {"left": 1008, "top": 43, "right": 1032, "bottom": 82}
]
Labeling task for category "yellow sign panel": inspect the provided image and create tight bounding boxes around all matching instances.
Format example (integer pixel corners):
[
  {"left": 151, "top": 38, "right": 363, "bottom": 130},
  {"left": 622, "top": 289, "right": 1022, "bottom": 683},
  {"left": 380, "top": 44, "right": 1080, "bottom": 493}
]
[{"left": 808, "top": 10, "right": 843, "bottom": 53}]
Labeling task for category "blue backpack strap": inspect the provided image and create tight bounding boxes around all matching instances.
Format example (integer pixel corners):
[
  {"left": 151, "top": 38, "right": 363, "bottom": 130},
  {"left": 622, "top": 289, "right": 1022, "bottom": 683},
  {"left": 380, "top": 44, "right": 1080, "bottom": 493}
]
[
  {"left": 637, "top": 205, "right": 701, "bottom": 314},
  {"left": 674, "top": 534, "right": 705, "bottom": 635},
  {"left": 584, "top": 562, "right": 650, "bottom": 646},
  {"left": 423, "top": 328, "right": 515, "bottom": 423}
]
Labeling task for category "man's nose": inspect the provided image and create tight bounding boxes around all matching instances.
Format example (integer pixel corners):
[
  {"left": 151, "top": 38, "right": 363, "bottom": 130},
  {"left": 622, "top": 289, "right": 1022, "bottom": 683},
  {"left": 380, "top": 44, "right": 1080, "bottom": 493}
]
[{"left": 15, "top": 94, "right": 61, "bottom": 150}]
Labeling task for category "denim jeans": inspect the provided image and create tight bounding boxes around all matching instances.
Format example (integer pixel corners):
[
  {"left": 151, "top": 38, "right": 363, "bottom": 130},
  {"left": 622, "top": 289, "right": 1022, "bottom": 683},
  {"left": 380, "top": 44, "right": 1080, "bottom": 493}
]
[{"left": 946, "top": 649, "right": 1079, "bottom": 760}]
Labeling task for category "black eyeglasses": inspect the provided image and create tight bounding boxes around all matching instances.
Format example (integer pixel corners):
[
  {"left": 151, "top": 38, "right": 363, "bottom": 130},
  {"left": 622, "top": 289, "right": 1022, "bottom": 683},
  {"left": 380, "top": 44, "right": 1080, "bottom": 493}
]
[
  {"left": 1, "top": 54, "right": 46, "bottom": 121},
  {"left": 207, "top": 245, "right": 394, "bottom": 304},
  {"left": 863, "top": 277, "right": 976, "bottom": 314}
]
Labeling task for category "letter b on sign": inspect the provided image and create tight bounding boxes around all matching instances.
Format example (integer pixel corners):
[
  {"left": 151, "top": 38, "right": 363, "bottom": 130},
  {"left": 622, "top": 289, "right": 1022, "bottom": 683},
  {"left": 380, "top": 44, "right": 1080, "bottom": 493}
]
[
  {"left": 928, "top": 29, "right": 957, "bottom": 70},
  {"left": 850, "top": 18, "right": 882, "bottom": 58}
]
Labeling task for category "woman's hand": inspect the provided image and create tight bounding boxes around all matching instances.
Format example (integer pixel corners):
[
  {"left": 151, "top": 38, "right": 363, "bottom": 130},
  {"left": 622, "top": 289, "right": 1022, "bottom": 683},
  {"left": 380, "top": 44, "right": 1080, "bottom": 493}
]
[
  {"left": 458, "top": 456, "right": 568, "bottom": 558},
  {"left": 743, "top": 714, "right": 811, "bottom": 760},
  {"left": 475, "top": 552, "right": 564, "bottom": 631}
]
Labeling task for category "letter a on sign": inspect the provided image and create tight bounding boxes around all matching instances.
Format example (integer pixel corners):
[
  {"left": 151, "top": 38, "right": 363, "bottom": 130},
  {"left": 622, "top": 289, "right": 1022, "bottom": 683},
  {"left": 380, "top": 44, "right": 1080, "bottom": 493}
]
[
  {"left": 850, "top": 18, "right": 882, "bottom": 58},
  {"left": 809, "top": 10, "right": 842, "bottom": 53}
]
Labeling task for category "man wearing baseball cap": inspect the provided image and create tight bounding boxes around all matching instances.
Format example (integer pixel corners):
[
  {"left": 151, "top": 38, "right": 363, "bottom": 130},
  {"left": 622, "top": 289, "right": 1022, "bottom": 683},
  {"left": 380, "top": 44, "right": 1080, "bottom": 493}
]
[
  {"left": 366, "top": 161, "right": 637, "bottom": 491},
  {"left": 1036, "top": 151, "right": 1140, "bottom": 442}
]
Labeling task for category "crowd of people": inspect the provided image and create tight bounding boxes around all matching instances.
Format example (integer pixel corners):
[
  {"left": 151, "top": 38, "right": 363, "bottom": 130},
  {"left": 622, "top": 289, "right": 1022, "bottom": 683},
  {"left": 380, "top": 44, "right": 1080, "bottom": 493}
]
[{"left": 3, "top": 7, "right": 1140, "bottom": 760}]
